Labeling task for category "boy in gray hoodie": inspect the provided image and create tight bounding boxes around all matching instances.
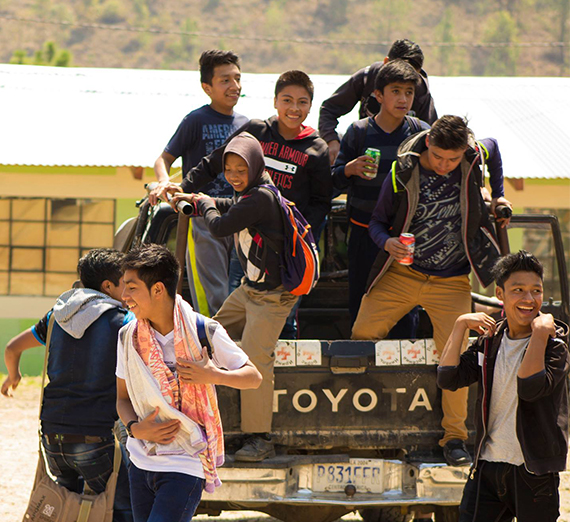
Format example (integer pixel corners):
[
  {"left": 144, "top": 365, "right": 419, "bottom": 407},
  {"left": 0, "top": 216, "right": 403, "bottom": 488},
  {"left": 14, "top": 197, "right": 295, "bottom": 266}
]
[{"left": 2, "top": 248, "right": 134, "bottom": 522}]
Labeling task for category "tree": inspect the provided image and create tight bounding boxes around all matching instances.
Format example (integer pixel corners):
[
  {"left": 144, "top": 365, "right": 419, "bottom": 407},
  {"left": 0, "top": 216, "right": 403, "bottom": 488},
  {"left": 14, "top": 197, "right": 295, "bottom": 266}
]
[
  {"left": 9, "top": 41, "right": 72, "bottom": 67},
  {"left": 436, "top": 8, "right": 454, "bottom": 75},
  {"left": 482, "top": 10, "right": 519, "bottom": 75}
]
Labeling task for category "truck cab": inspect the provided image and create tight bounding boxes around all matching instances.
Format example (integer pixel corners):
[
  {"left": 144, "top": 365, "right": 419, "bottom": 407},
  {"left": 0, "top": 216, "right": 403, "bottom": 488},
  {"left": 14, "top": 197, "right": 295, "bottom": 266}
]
[{"left": 116, "top": 198, "right": 569, "bottom": 522}]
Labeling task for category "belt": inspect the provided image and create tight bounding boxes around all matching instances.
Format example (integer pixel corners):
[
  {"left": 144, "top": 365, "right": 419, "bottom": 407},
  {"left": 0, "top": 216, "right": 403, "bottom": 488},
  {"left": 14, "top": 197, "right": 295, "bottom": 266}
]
[{"left": 43, "top": 433, "right": 108, "bottom": 444}]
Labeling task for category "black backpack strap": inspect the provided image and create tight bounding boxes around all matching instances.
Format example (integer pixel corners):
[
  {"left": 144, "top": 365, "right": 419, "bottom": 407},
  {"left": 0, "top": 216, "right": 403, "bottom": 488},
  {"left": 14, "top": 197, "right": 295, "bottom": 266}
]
[
  {"left": 362, "top": 64, "right": 371, "bottom": 91},
  {"left": 195, "top": 313, "right": 215, "bottom": 359},
  {"left": 405, "top": 115, "right": 423, "bottom": 134}
]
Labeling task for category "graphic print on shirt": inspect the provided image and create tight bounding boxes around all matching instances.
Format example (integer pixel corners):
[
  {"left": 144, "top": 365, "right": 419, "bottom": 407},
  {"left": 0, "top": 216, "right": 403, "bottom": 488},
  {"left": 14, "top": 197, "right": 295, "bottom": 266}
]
[
  {"left": 203, "top": 124, "right": 241, "bottom": 155},
  {"left": 409, "top": 171, "right": 467, "bottom": 271},
  {"left": 260, "top": 141, "right": 309, "bottom": 192},
  {"left": 203, "top": 122, "right": 244, "bottom": 197}
]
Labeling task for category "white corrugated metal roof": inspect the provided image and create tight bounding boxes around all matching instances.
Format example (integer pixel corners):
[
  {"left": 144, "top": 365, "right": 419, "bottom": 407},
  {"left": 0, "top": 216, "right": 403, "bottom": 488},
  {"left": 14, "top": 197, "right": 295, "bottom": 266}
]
[{"left": 1, "top": 64, "right": 569, "bottom": 179}]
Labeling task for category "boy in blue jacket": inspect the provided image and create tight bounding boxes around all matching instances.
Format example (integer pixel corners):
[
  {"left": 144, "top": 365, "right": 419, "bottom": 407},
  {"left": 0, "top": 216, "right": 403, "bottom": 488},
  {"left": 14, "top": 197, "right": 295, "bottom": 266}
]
[
  {"left": 332, "top": 59, "right": 430, "bottom": 326},
  {"left": 2, "top": 248, "right": 134, "bottom": 521}
]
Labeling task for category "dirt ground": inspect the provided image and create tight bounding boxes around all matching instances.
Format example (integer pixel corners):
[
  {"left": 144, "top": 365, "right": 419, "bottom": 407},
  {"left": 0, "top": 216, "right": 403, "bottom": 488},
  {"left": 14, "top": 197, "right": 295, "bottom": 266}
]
[{"left": 2, "top": 377, "right": 570, "bottom": 521}]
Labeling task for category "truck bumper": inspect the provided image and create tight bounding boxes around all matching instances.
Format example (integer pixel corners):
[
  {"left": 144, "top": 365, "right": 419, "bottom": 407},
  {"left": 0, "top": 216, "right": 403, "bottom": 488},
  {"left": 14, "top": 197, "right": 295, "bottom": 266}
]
[{"left": 202, "top": 457, "right": 469, "bottom": 508}]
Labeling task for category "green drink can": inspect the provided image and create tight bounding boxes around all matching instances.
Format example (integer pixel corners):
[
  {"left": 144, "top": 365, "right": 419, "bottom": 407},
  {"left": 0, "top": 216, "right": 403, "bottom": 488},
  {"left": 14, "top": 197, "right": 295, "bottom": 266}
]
[{"left": 364, "top": 148, "right": 381, "bottom": 178}]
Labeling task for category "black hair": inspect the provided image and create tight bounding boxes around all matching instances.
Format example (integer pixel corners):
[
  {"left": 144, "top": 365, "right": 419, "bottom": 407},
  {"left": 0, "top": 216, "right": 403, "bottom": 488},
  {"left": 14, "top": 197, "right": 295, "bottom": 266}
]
[
  {"left": 274, "top": 70, "right": 314, "bottom": 101},
  {"left": 428, "top": 115, "right": 471, "bottom": 150},
  {"left": 77, "top": 248, "right": 124, "bottom": 292},
  {"left": 492, "top": 250, "right": 544, "bottom": 289},
  {"left": 374, "top": 59, "right": 419, "bottom": 93},
  {"left": 123, "top": 244, "right": 180, "bottom": 299},
  {"left": 387, "top": 39, "right": 424, "bottom": 70},
  {"left": 199, "top": 49, "right": 240, "bottom": 85}
]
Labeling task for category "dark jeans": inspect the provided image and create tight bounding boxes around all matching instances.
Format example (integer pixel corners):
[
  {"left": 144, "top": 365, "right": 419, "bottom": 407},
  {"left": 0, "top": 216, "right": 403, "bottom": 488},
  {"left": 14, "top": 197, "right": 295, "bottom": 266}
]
[
  {"left": 42, "top": 436, "right": 133, "bottom": 522},
  {"left": 128, "top": 464, "right": 204, "bottom": 522},
  {"left": 459, "top": 460, "right": 560, "bottom": 522},
  {"left": 280, "top": 296, "right": 302, "bottom": 339},
  {"left": 348, "top": 223, "right": 418, "bottom": 337}
]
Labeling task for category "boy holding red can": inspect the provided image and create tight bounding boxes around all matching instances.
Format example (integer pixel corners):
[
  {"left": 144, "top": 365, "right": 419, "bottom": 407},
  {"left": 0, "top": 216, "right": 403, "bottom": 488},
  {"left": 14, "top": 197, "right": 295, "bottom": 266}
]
[{"left": 352, "top": 115, "right": 512, "bottom": 467}]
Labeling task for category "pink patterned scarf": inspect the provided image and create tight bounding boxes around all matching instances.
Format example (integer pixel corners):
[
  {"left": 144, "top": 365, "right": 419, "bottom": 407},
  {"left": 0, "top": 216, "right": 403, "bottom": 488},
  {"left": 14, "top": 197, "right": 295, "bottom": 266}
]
[{"left": 132, "top": 295, "right": 223, "bottom": 492}]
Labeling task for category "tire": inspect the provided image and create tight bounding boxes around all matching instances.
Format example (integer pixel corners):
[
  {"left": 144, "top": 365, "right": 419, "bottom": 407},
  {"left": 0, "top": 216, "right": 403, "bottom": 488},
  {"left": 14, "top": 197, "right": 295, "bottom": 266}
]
[
  {"left": 359, "top": 507, "right": 411, "bottom": 522},
  {"left": 434, "top": 505, "right": 460, "bottom": 522}
]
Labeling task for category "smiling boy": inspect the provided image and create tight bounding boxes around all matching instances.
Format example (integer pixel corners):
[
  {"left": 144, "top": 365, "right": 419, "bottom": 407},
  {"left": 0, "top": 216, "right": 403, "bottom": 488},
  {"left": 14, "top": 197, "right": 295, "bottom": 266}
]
[
  {"left": 155, "top": 70, "right": 332, "bottom": 238},
  {"left": 150, "top": 50, "right": 248, "bottom": 317},
  {"left": 438, "top": 251, "right": 569, "bottom": 522},
  {"left": 352, "top": 115, "right": 512, "bottom": 465},
  {"left": 115, "top": 244, "right": 261, "bottom": 522},
  {"left": 332, "top": 59, "right": 430, "bottom": 326}
]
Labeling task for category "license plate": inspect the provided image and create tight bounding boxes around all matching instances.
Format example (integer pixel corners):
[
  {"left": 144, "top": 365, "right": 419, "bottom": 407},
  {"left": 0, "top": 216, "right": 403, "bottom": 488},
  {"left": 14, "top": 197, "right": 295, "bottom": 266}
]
[{"left": 312, "top": 459, "right": 383, "bottom": 493}]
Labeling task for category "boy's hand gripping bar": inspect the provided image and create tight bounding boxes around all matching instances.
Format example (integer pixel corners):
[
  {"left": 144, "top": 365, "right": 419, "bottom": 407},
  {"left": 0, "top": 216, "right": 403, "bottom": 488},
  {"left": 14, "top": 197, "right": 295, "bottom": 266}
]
[{"left": 145, "top": 182, "right": 194, "bottom": 216}]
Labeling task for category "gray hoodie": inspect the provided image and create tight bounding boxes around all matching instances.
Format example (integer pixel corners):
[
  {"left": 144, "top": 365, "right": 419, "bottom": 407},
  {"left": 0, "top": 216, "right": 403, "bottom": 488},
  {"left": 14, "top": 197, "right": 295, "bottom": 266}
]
[{"left": 53, "top": 288, "right": 123, "bottom": 339}]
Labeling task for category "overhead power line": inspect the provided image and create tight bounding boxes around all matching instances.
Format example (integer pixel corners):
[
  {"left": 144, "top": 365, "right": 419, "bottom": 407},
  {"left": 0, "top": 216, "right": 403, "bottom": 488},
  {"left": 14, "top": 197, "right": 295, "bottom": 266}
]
[{"left": 0, "top": 14, "right": 569, "bottom": 48}]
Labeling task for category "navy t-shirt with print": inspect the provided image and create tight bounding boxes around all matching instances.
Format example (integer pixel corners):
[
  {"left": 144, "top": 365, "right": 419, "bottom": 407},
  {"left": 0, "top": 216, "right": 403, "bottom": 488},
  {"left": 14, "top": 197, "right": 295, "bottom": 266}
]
[
  {"left": 408, "top": 164, "right": 470, "bottom": 277},
  {"left": 165, "top": 105, "right": 249, "bottom": 198}
]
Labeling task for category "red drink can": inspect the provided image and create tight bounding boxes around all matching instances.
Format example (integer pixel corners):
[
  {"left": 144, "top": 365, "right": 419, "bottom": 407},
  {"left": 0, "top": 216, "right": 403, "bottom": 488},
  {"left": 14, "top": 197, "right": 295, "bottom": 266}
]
[{"left": 398, "top": 233, "right": 415, "bottom": 265}]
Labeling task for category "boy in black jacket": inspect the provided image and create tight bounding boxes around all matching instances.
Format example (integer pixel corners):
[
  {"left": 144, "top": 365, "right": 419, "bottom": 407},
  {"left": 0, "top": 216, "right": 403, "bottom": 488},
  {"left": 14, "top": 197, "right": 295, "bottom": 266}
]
[
  {"left": 438, "top": 250, "right": 569, "bottom": 522},
  {"left": 172, "top": 132, "right": 298, "bottom": 462}
]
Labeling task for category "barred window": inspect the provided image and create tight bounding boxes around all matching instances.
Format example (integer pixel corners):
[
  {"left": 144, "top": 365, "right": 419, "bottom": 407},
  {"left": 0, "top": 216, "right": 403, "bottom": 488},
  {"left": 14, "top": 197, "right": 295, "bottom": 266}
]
[{"left": 0, "top": 197, "right": 115, "bottom": 296}]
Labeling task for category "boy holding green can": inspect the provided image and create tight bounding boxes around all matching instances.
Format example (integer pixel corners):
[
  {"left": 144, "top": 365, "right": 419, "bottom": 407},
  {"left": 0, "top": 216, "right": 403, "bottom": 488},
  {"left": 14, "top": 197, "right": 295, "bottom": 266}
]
[{"left": 332, "top": 59, "right": 430, "bottom": 325}]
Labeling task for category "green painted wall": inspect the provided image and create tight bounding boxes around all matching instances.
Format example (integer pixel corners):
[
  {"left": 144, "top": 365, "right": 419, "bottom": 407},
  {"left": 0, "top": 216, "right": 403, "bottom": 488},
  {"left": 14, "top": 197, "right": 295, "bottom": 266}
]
[
  {"left": 116, "top": 198, "right": 139, "bottom": 230},
  {"left": 0, "top": 318, "right": 45, "bottom": 376}
]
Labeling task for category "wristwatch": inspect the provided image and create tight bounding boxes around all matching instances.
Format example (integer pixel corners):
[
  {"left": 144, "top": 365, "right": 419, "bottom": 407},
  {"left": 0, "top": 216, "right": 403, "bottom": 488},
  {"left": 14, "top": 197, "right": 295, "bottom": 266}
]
[{"left": 126, "top": 420, "right": 139, "bottom": 438}]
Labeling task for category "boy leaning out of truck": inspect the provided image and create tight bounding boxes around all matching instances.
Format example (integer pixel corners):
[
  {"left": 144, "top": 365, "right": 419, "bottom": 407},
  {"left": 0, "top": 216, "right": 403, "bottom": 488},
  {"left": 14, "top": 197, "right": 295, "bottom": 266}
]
[
  {"left": 352, "top": 115, "right": 513, "bottom": 467},
  {"left": 172, "top": 132, "right": 299, "bottom": 462},
  {"left": 115, "top": 244, "right": 261, "bottom": 522},
  {"left": 438, "top": 250, "right": 569, "bottom": 522}
]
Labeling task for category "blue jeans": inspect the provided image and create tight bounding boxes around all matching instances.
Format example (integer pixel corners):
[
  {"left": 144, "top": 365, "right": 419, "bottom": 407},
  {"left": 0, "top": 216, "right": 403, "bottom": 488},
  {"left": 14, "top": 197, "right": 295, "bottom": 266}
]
[
  {"left": 228, "top": 246, "right": 244, "bottom": 295},
  {"left": 41, "top": 436, "right": 133, "bottom": 522},
  {"left": 128, "top": 464, "right": 204, "bottom": 522}
]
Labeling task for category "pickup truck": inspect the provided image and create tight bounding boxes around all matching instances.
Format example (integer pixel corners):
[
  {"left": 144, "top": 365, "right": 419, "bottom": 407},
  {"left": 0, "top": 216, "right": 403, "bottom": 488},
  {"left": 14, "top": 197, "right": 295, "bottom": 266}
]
[{"left": 114, "top": 197, "right": 570, "bottom": 522}]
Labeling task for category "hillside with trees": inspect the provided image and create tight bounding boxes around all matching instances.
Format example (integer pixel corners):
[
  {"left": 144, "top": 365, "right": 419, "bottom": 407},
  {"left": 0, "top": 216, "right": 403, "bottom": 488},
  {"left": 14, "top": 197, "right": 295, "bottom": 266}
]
[{"left": 1, "top": 0, "right": 568, "bottom": 76}]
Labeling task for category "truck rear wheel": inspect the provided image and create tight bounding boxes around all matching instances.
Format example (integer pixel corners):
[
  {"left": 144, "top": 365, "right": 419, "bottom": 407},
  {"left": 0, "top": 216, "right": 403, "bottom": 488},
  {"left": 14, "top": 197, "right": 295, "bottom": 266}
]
[
  {"left": 359, "top": 508, "right": 412, "bottom": 522},
  {"left": 434, "top": 506, "right": 459, "bottom": 522}
]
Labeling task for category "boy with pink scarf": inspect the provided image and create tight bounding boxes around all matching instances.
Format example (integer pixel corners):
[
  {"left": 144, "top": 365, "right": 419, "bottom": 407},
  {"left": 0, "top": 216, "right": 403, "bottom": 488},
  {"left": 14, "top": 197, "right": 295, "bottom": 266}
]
[{"left": 116, "top": 244, "right": 261, "bottom": 522}]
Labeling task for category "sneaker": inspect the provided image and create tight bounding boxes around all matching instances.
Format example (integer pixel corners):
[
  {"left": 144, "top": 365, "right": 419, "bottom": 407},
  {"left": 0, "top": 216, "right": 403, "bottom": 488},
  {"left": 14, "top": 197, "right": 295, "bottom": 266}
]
[
  {"left": 234, "top": 436, "right": 276, "bottom": 462},
  {"left": 443, "top": 439, "right": 472, "bottom": 466}
]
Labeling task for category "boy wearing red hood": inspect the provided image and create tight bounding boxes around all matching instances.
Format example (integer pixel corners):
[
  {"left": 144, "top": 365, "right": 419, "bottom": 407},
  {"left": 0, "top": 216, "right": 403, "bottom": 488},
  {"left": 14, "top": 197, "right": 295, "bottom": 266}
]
[{"left": 173, "top": 132, "right": 298, "bottom": 462}]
